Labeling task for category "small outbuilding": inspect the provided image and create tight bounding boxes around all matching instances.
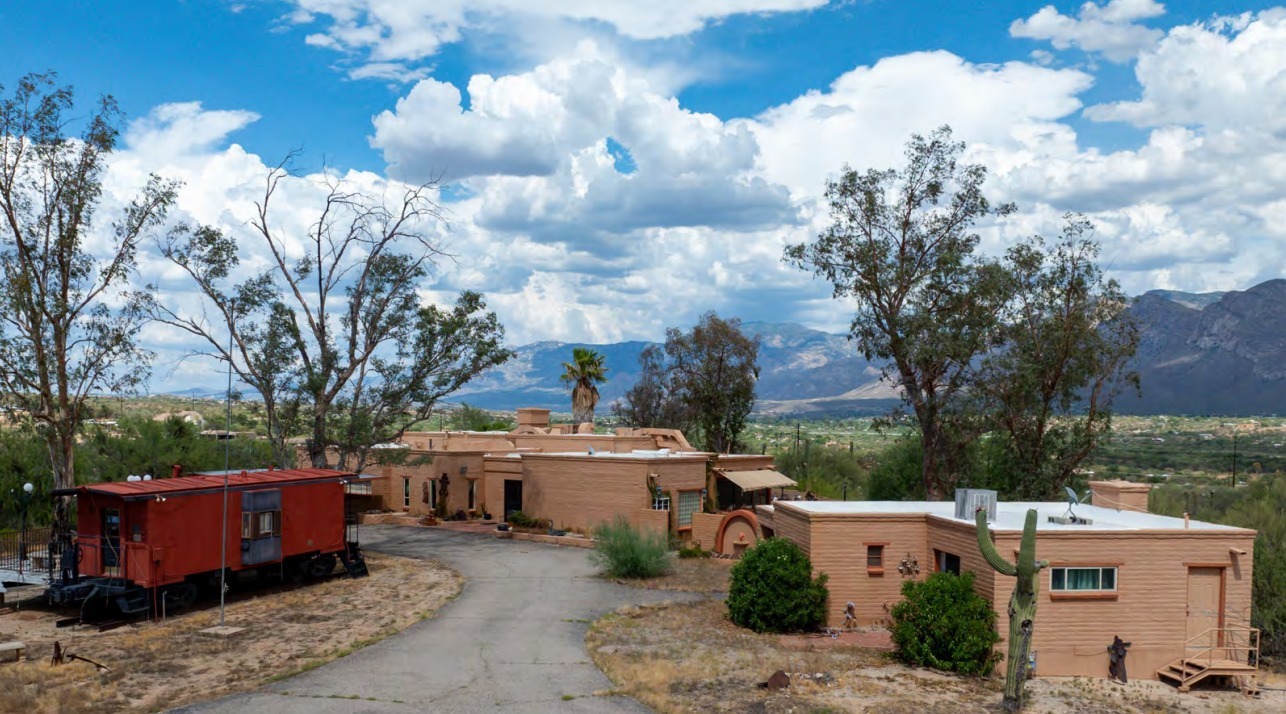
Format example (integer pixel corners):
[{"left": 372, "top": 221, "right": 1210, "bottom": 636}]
[{"left": 765, "top": 486, "right": 1257, "bottom": 683}]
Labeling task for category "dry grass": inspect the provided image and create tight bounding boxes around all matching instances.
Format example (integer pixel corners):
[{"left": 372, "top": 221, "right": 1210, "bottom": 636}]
[
  {"left": 587, "top": 599, "right": 1286, "bottom": 714},
  {"left": 601, "top": 556, "right": 733, "bottom": 594},
  {"left": 0, "top": 553, "right": 460, "bottom": 713}
]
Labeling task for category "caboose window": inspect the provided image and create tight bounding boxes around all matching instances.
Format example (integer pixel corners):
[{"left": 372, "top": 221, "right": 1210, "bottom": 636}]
[{"left": 242, "top": 510, "right": 282, "bottom": 538}]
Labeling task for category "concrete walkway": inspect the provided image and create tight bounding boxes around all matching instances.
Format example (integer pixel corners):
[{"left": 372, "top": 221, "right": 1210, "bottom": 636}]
[{"left": 175, "top": 526, "right": 696, "bottom": 713}]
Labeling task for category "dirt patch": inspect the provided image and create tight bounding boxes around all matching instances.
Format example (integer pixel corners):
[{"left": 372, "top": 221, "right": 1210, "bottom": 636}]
[
  {"left": 602, "top": 557, "right": 733, "bottom": 594},
  {"left": 587, "top": 599, "right": 1286, "bottom": 714},
  {"left": 0, "top": 553, "right": 460, "bottom": 713}
]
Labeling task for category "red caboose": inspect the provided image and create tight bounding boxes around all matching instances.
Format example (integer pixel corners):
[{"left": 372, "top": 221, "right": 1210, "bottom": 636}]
[{"left": 48, "top": 468, "right": 367, "bottom": 614}]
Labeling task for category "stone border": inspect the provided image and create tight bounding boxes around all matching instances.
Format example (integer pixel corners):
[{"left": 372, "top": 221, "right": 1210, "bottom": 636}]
[{"left": 496, "top": 530, "right": 596, "bottom": 549}]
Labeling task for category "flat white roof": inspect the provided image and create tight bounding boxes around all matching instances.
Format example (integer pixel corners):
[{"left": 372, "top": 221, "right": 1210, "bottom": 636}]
[{"left": 772, "top": 500, "right": 1248, "bottom": 532}]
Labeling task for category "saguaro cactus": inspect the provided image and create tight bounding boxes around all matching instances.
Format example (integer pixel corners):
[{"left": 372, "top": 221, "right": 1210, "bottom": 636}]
[{"left": 976, "top": 508, "right": 1048, "bottom": 712}]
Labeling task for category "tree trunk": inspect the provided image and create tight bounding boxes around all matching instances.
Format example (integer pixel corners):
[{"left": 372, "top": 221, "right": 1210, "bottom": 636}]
[
  {"left": 48, "top": 430, "right": 76, "bottom": 528},
  {"left": 310, "top": 402, "right": 330, "bottom": 468},
  {"left": 921, "top": 425, "right": 942, "bottom": 500}
]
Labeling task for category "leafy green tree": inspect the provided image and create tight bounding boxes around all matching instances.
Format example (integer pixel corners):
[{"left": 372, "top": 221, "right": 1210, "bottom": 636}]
[
  {"left": 973, "top": 216, "right": 1140, "bottom": 500},
  {"left": 786, "top": 126, "right": 1013, "bottom": 499},
  {"left": 144, "top": 159, "right": 512, "bottom": 470},
  {"left": 0, "top": 73, "right": 175, "bottom": 524},
  {"left": 868, "top": 436, "right": 929, "bottom": 500},
  {"left": 612, "top": 344, "right": 693, "bottom": 433},
  {"left": 559, "top": 347, "right": 607, "bottom": 425},
  {"left": 665, "top": 312, "right": 759, "bottom": 453}
]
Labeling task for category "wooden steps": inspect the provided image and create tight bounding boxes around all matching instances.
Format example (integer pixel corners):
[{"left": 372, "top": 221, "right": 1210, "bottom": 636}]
[{"left": 1156, "top": 658, "right": 1257, "bottom": 692}]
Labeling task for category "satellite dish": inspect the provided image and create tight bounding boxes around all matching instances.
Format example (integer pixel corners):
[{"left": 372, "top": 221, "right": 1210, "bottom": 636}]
[{"left": 1063, "top": 486, "right": 1091, "bottom": 521}]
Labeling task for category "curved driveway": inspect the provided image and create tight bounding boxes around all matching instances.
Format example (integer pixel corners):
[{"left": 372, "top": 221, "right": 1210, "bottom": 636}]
[{"left": 176, "top": 526, "right": 695, "bottom": 713}]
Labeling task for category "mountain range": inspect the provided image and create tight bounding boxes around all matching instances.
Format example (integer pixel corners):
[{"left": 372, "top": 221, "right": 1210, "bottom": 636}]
[{"left": 451, "top": 279, "right": 1286, "bottom": 417}]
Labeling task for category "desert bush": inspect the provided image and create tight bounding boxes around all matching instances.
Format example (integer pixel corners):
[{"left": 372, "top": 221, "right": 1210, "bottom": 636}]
[
  {"left": 890, "top": 571, "right": 1001, "bottom": 675},
  {"left": 506, "top": 511, "right": 548, "bottom": 529},
  {"left": 592, "top": 517, "right": 671, "bottom": 579},
  {"left": 677, "top": 542, "right": 708, "bottom": 559},
  {"left": 726, "top": 538, "right": 828, "bottom": 633}
]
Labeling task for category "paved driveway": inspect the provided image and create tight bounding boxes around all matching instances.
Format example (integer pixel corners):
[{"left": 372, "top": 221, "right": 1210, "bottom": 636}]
[{"left": 175, "top": 526, "right": 697, "bottom": 713}]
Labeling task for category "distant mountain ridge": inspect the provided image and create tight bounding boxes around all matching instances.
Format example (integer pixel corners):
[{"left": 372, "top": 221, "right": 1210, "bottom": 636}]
[
  {"left": 451, "top": 280, "right": 1286, "bottom": 417},
  {"left": 164, "top": 280, "right": 1286, "bottom": 417}
]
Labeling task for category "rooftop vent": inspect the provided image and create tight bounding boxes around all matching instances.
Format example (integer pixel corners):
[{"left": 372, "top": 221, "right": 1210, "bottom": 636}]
[{"left": 954, "top": 489, "right": 997, "bottom": 522}]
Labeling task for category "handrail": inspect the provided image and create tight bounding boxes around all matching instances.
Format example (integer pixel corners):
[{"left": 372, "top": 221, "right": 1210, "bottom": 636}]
[{"left": 1177, "top": 626, "right": 1260, "bottom": 688}]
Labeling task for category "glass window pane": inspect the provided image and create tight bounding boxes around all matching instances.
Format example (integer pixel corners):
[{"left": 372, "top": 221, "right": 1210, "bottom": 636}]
[
  {"left": 1052, "top": 569, "right": 1065, "bottom": 590},
  {"left": 677, "top": 491, "right": 700, "bottom": 528},
  {"left": 867, "top": 545, "right": 883, "bottom": 568},
  {"left": 1101, "top": 568, "right": 1116, "bottom": 591}
]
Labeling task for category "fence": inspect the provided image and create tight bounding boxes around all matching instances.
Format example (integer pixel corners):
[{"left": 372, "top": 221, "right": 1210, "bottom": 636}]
[{"left": 0, "top": 526, "right": 52, "bottom": 575}]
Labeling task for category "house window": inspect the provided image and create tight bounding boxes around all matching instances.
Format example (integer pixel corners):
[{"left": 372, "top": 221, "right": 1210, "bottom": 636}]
[
  {"left": 866, "top": 544, "right": 885, "bottom": 574},
  {"left": 936, "top": 550, "right": 961, "bottom": 575},
  {"left": 403, "top": 478, "right": 411, "bottom": 508},
  {"left": 676, "top": 490, "right": 701, "bottom": 528},
  {"left": 652, "top": 494, "right": 670, "bottom": 511},
  {"left": 1051, "top": 567, "right": 1117, "bottom": 592},
  {"left": 430, "top": 479, "right": 439, "bottom": 507},
  {"left": 468, "top": 480, "right": 477, "bottom": 510}
]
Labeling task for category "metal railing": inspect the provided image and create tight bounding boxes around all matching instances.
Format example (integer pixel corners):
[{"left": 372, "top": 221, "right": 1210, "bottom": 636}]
[
  {"left": 1180, "top": 625, "right": 1260, "bottom": 688},
  {"left": 0, "top": 526, "right": 52, "bottom": 575}
]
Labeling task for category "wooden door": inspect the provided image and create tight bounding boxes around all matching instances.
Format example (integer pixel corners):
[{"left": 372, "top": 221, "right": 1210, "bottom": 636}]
[{"left": 1186, "top": 567, "right": 1224, "bottom": 647}]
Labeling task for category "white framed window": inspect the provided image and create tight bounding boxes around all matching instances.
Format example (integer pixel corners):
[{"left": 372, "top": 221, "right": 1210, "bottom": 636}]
[
  {"left": 676, "top": 490, "right": 701, "bottom": 528},
  {"left": 652, "top": 494, "right": 670, "bottom": 511},
  {"left": 1051, "top": 566, "right": 1117, "bottom": 592}
]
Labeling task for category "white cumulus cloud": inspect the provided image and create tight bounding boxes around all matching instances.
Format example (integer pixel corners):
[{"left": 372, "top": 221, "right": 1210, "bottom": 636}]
[{"left": 1011, "top": 0, "right": 1166, "bottom": 62}]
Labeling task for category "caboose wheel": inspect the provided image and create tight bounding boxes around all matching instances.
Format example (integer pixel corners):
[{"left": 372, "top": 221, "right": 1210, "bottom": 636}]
[{"left": 306, "top": 554, "right": 337, "bottom": 579}]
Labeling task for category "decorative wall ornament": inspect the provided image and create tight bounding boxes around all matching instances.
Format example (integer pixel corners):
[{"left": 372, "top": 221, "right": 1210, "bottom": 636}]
[{"left": 897, "top": 553, "right": 920, "bottom": 577}]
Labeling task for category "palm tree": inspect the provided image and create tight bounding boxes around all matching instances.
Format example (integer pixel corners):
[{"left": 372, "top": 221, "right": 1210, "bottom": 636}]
[{"left": 560, "top": 347, "right": 608, "bottom": 425}]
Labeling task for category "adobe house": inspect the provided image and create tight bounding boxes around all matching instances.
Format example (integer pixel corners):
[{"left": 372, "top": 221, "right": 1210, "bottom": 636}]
[
  {"left": 334, "top": 408, "right": 793, "bottom": 545},
  {"left": 764, "top": 483, "right": 1257, "bottom": 683}
]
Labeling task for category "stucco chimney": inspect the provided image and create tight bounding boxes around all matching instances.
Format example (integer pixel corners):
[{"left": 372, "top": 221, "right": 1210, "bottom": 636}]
[
  {"left": 1088, "top": 480, "right": 1152, "bottom": 513},
  {"left": 516, "top": 407, "right": 551, "bottom": 429}
]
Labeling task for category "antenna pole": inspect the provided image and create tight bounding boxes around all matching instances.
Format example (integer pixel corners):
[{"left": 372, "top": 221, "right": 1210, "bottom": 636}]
[{"left": 218, "top": 299, "right": 235, "bottom": 628}]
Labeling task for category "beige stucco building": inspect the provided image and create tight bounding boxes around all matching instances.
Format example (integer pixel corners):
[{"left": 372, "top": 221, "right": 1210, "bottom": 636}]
[
  {"left": 764, "top": 483, "right": 1257, "bottom": 681},
  {"left": 338, "top": 408, "right": 793, "bottom": 548}
]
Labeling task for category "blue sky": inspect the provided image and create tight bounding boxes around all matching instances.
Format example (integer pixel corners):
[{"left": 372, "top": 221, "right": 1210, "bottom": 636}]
[{"left": 3, "top": 1, "right": 1286, "bottom": 390}]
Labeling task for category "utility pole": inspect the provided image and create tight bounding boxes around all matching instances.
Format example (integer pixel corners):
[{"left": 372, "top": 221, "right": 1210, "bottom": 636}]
[
  {"left": 1231, "top": 430, "right": 1238, "bottom": 487},
  {"left": 219, "top": 299, "right": 234, "bottom": 628}
]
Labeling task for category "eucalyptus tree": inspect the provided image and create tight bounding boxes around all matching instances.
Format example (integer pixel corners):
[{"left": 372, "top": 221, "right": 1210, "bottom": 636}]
[
  {"left": 0, "top": 73, "right": 174, "bottom": 522},
  {"left": 145, "top": 159, "right": 511, "bottom": 470},
  {"left": 786, "top": 126, "right": 1013, "bottom": 499},
  {"left": 974, "top": 215, "right": 1140, "bottom": 500},
  {"left": 665, "top": 312, "right": 759, "bottom": 454}
]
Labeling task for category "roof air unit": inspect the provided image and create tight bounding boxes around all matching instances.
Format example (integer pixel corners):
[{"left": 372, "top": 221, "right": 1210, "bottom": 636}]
[{"left": 955, "top": 489, "right": 998, "bottom": 522}]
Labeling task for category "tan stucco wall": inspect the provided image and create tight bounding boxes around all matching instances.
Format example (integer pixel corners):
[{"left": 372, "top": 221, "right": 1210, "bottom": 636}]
[
  {"left": 804, "top": 510, "right": 929, "bottom": 627},
  {"left": 519, "top": 455, "right": 707, "bottom": 534},
  {"left": 990, "top": 528, "right": 1256, "bottom": 678},
  {"left": 1088, "top": 480, "right": 1152, "bottom": 513},
  {"left": 691, "top": 512, "right": 723, "bottom": 551},
  {"left": 779, "top": 505, "right": 1257, "bottom": 679}
]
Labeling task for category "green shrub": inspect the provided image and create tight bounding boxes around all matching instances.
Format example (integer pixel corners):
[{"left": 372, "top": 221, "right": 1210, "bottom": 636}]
[
  {"left": 677, "top": 542, "right": 708, "bottom": 559},
  {"left": 505, "top": 511, "right": 550, "bottom": 530},
  {"left": 726, "top": 538, "right": 828, "bottom": 633},
  {"left": 890, "top": 571, "right": 1001, "bottom": 675},
  {"left": 591, "top": 517, "right": 671, "bottom": 579}
]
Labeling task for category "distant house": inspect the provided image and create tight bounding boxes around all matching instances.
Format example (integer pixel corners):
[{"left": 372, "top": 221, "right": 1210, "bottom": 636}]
[
  {"left": 312, "top": 407, "right": 796, "bottom": 554},
  {"left": 152, "top": 410, "right": 206, "bottom": 430},
  {"left": 762, "top": 481, "right": 1257, "bottom": 685}
]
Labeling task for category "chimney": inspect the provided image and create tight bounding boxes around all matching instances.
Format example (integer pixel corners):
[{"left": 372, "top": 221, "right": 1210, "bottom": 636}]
[
  {"left": 516, "top": 407, "right": 551, "bottom": 430},
  {"left": 1088, "top": 480, "right": 1151, "bottom": 513},
  {"left": 170, "top": 463, "right": 182, "bottom": 479}
]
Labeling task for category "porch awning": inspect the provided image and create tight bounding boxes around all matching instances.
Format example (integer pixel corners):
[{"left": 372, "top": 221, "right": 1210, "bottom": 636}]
[{"left": 719, "top": 469, "right": 796, "bottom": 492}]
